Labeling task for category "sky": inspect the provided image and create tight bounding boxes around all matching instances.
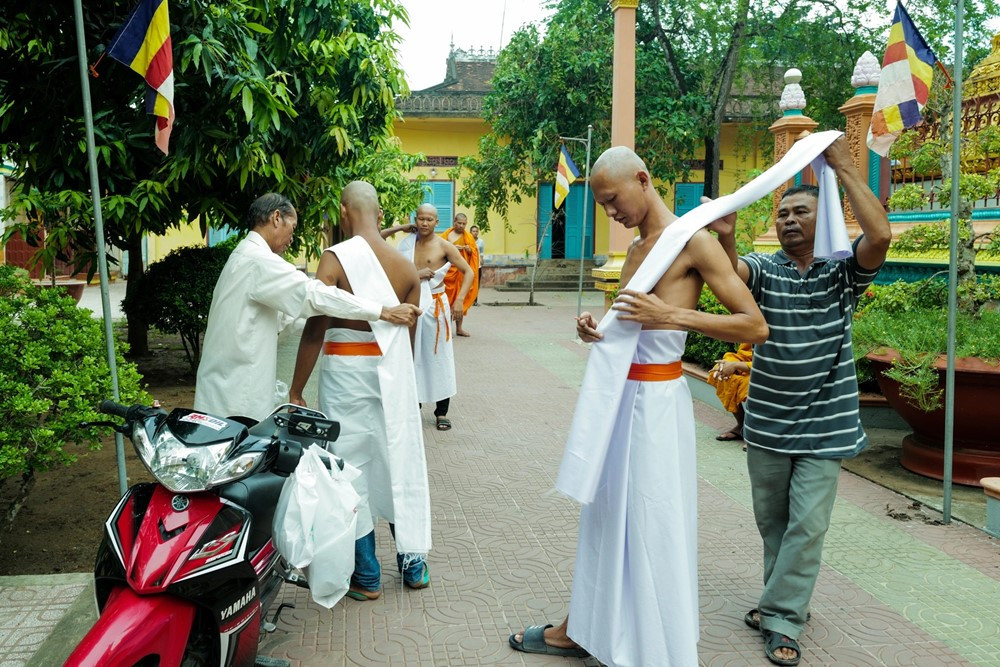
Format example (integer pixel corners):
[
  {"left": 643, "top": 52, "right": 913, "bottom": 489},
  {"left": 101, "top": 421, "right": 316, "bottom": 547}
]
[{"left": 395, "top": 0, "right": 553, "bottom": 91}]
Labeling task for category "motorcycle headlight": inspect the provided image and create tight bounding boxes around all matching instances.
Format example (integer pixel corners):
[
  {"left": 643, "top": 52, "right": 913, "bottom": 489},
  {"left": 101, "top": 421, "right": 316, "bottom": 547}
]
[{"left": 133, "top": 425, "right": 262, "bottom": 492}]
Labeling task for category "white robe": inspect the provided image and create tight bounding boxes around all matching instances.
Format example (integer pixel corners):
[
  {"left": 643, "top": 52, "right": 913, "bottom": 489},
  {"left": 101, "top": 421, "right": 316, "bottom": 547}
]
[
  {"left": 567, "top": 330, "right": 698, "bottom": 667},
  {"left": 397, "top": 233, "right": 457, "bottom": 403},
  {"left": 317, "top": 237, "right": 432, "bottom": 555},
  {"left": 195, "top": 231, "right": 382, "bottom": 422}
]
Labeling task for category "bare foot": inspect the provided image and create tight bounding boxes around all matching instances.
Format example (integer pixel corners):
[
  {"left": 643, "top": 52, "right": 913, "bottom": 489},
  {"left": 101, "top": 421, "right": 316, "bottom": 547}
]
[{"left": 455, "top": 329, "right": 471, "bottom": 337}]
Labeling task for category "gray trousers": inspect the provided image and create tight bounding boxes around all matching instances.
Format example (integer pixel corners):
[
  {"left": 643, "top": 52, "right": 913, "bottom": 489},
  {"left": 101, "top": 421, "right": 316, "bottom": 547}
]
[{"left": 747, "top": 446, "right": 842, "bottom": 638}]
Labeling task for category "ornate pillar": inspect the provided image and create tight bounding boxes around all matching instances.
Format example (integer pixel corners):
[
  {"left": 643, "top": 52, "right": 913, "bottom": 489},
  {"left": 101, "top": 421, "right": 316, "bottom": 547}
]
[
  {"left": 839, "top": 51, "right": 883, "bottom": 238},
  {"left": 593, "top": 0, "right": 640, "bottom": 301},
  {"left": 755, "top": 69, "right": 818, "bottom": 251}
]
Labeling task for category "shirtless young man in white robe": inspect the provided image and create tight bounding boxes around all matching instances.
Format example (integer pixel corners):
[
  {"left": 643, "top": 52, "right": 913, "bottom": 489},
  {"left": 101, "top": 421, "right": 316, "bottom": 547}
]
[
  {"left": 290, "top": 182, "right": 432, "bottom": 597},
  {"left": 383, "top": 205, "right": 474, "bottom": 431},
  {"left": 510, "top": 147, "right": 768, "bottom": 666},
  {"left": 195, "top": 193, "right": 420, "bottom": 422}
]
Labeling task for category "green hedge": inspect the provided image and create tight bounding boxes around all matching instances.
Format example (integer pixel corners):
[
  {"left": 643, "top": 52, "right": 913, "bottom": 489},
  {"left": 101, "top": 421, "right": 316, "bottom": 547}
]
[{"left": 0, "top": 265, "right": 147, "bottom": 480}]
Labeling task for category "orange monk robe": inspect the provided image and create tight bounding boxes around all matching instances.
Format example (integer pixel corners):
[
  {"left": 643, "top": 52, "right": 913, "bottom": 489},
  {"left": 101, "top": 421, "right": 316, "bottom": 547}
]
[
  {"left": 706, "top": 343, "right": 753, "bottom": 413},
  {"left": 438, "top": 229, "right": 479, "bottom": 315}
]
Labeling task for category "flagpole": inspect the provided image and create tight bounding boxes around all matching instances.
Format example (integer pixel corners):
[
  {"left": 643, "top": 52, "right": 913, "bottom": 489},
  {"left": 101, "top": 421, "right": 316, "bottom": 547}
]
[
  {"left": 942, "top": 0, "right": 965, "bottom": 524},
  {"left": 73, "top": 0, "right": 128, "bottom": 496},
  {"left": 559, "top": 129, "right": 595, "bottom": 318},
  {"left": 577, "top": 126, "right": 593, "bottom": 318}
]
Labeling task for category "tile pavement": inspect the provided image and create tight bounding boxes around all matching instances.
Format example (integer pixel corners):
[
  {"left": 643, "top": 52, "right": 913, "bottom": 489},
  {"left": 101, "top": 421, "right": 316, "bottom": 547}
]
[{"left": 2, "top": 288, "right": 998, "bottom": 666}]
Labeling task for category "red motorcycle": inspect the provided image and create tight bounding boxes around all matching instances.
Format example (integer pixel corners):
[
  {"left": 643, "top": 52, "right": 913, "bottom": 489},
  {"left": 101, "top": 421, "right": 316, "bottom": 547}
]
[{"left": 65, "top": 400, "right": 341, "bottom": 667}]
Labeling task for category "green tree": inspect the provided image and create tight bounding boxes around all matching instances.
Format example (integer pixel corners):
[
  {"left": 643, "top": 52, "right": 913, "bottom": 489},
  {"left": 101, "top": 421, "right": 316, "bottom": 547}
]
[
  {"left": 459, "top": 0, "right": 999, "bottom": 221},
  {"left": 0, "top": 0, "right": 424, "bottom": 356}
]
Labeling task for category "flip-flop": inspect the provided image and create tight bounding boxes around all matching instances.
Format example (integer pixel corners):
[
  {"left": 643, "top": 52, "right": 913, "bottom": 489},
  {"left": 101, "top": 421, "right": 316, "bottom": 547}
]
[
  {"left": 508, "top": 624, "right": 589, "bottom": 658},
  {"left": 762, "top": 629, "right": 801, "bottom": 666},
  {"left": 436, "top": 416, "right": 452, "bottom": 431},
  {"left": 404, "top": 562, "right": 431, "bottom": 589},
  {"left": 716, "top": 430, "right": 744, "bottom": 441}
]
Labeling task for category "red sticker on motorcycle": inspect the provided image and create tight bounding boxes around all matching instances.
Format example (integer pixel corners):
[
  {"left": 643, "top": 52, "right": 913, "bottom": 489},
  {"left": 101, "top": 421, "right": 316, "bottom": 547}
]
[{"left": 180, "top": 413, "right": 229, "bottom": 431}]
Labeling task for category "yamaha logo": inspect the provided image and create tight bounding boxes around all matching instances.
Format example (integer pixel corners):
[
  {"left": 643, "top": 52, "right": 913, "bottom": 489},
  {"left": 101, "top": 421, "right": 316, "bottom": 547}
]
[
  {"left": 220, "top": 586, "right": 257, "bottom": 620},
  {"left": 171, "top": 495, "right": 190, "bottom": 511}
]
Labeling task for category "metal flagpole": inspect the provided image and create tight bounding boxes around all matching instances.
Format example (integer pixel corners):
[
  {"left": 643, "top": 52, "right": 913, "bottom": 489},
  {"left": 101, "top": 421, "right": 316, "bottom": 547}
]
[
  {"left": 942, "top": 0, "right": 966, "bottom": 523},
  {"left": 73, "top": 0, "right": 128, "bottom": 495},
  {"left": 559, "top": 126, "right": 594, "bottom": 318}
]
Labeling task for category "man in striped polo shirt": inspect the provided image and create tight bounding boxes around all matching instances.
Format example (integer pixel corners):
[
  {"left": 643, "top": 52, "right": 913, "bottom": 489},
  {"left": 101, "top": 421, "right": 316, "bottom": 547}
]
[{"left": 713, "top": 136, "right": 890, "bottom": 666}]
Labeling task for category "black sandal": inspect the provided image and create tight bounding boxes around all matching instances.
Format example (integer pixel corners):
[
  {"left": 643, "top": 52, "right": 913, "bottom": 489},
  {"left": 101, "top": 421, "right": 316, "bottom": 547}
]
[
  {"left": 435, "top": 416, "right": 452, "bottom": 431},
  {"left": 762, "top": 630, "right": 801, "bottom": 666}
]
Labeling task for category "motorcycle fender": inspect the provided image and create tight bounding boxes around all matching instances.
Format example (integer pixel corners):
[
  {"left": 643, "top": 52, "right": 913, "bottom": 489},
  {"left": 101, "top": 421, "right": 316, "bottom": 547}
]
[{"left": 64, "top": 585, "right": 195, "bottom": 667}]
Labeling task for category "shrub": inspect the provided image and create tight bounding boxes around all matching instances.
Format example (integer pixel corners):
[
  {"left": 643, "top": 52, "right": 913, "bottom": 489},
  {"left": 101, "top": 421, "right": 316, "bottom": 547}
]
[
  {"left": 123, "top": 243, "right": 237, "bottom": 371},
  {"left": 0, "top": 265, "right": 148, "bottom": 481},
  {"left": 852, "top": 279, "right": 1000, "bottom": 409},
  {"left": 682, "top": 286, "right": 736, "bottom": 368}
]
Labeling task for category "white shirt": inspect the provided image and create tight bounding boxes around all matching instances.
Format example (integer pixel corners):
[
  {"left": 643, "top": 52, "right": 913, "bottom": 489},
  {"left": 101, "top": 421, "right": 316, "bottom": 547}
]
[{"left": 194, "top": 231, "right": 382, "bottom": 421}]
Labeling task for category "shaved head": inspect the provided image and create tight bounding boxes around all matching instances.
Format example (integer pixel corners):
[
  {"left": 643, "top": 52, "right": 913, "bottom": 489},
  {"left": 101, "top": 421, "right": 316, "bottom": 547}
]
[
  {"left": 592, "top": 146, "right": 649, "bottom": 183},
  {"left": 341, "top": 181, "right": 381, "bottom": 219},
  {"left": 417, "top": 203, "right": 438, "bottom": 218}
]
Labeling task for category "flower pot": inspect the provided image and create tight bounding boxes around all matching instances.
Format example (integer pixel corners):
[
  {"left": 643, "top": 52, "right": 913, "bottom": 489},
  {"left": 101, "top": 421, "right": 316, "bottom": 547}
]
[
  {"left": 867, "top": 351, "right": 1000, "bottom": 487},
  {"left": 31, "top": 278, "right": 86, "bottom": 304}
]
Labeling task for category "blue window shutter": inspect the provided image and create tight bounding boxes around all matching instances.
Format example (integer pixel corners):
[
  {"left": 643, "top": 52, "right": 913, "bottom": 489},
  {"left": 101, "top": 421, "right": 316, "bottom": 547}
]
[
  {"left": 414, "top": 181, "right": 455, "bottom": 232},
  {"left": 537, "top": 183, "right": 554, "bottom": 259},
  {"left": 675, "top": 183, "right": 703, "bottom": 217}
]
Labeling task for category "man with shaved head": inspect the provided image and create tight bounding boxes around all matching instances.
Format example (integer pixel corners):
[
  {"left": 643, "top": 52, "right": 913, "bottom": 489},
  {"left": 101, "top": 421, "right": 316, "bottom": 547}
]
[
  {"left": 383, "top": 204, "right": 475, "bottom": 431},
  {"left": 509, "top": 146, "right": 768, "bottom": 665},
  {"left": 291, "top": 181, "right": 433, "bottom": 598}
]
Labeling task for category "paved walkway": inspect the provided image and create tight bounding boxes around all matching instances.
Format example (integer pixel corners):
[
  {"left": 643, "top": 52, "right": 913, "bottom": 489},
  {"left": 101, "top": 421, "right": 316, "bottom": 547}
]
[{"left": 3, "top": 288, "right": 999, "bottom": 666}]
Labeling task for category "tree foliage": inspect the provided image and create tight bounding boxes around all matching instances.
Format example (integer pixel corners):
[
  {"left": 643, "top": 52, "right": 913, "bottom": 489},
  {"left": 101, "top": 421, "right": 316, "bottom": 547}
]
[
  {"left": 0, "top": 0, "right": 424, "bottom": 353},
  {"left": 459, "top": 0, "right": 1000, "bottom": 224}
]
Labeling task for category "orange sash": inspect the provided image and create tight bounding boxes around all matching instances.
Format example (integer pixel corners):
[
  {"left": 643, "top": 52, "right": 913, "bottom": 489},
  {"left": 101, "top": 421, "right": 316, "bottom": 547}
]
[
  {"left": 432, "top": 291, "right": 451, "bottom": 354},
  {"left": 627, "top": 361, "right": 683, "bottom": 382},
  {"left": 323, "top": 341, "right": 382, "bottom": 356}
]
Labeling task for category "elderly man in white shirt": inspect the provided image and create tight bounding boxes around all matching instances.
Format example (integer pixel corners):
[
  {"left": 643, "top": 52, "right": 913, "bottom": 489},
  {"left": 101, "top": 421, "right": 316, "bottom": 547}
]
[{"left": 195, "top": 192, "right": 420, "bottom": 421}]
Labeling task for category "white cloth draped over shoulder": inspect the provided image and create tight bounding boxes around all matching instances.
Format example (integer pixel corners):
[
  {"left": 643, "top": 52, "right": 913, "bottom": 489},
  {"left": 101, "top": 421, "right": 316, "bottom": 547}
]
[
  {"left": 556, "top": 130, "right": 847, "bottom": 504},
  {"left": 194, "top": 231, "right": 382, "bottom": 422},
  {"left": 319, "top": 236, "right": 432, "bottom": 555},
  {"left": 397, "top": 233, "right": 457, "bottom": 403}
]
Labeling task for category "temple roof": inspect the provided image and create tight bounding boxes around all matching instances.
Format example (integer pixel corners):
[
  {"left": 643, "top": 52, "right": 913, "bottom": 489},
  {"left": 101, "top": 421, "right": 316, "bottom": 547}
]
[{"left": 397, "top": 46, "right": 496, "bottom": 118}]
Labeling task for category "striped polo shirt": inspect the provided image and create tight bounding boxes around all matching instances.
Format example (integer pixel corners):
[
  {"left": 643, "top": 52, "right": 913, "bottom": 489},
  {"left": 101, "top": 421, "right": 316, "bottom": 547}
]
[{"left": 741, "top": 238, "right": 881, "bottom": 458}]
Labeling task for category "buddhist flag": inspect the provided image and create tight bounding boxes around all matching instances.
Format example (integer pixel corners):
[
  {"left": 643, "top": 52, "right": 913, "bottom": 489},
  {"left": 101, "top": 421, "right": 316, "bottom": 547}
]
[
  {"left": 867, "top": 1, "right": 938, "bottom": 157},
  {"left": 554, "top": 145, "right": 581, "bottom": 209},
  {"left": 107, "top": 0, "right": 175, "bottom": 155}
]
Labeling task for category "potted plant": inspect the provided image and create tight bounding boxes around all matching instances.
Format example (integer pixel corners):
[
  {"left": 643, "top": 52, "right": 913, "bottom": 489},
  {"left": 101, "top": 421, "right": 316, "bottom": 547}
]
[{"left": 852, "top": 127, "right": 1000, "bottom": 486}]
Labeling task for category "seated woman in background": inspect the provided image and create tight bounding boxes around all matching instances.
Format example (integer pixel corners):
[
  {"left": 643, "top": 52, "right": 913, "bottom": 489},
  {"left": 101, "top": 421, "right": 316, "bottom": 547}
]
[{"left": 707, "top": 343, "right": 753, "bottom": 449}]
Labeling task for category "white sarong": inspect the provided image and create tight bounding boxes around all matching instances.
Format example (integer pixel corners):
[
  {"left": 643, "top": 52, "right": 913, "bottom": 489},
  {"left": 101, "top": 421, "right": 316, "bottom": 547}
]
[
  {"left": 567, "top": 330, "right": 697, "bottom": 667},
  {"left": 317, "top": 237, "right": 431, "bottom": 555},
  {"left": 397, "top": 233, "right": 457, "bottom": 403}
]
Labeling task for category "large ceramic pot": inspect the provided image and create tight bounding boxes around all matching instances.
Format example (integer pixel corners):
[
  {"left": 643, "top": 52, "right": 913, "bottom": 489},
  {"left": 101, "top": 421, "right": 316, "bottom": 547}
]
[
  {"left": 867, "top": 351, "right": 1000, "bottom": 487},
  {"left": 31, "top": 278, "right": 86, "bottom": 304}
]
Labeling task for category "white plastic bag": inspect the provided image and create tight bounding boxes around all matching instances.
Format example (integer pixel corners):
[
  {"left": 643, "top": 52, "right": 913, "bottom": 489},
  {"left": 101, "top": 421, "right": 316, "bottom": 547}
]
[{"left": 272, "top": 445, "right": 362, "bottom": 608}]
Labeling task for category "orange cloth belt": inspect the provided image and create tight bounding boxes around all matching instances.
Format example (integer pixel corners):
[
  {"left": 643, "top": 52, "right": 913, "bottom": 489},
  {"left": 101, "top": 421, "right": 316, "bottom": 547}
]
[
  {"left": 627, "top": 361, "right": 683, "bottom": 382},
  {"left": 323, "top": 341, "right": 381, "bottom": 356},
  {"left": 432, "top": 291, "right": 451, "bottom": 354}
]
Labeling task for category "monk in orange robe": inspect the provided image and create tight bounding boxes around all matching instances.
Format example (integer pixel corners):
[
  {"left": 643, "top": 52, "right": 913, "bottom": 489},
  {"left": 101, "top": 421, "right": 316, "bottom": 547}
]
[
  {"left": 439, "top": 213, "right": 479, "bottom": 336},
  {"left": 707, "top": 342, "right": 753, "bottom": 447}
]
